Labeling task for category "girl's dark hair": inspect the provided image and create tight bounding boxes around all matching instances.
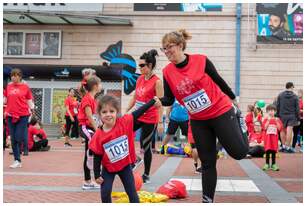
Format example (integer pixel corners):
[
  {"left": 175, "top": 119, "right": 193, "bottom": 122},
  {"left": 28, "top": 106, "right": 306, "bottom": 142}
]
[
  {"left": 86, "top": 76, "right": 101, "bottom": 92},
  {"left": 97, "top": 95, "right": 120, "bottom": 113},
  {"left": 68, "top": 88, "right": 74, "bottom": 92},
  {"left": 29, "top": 116, "right": 38, "bottom": 126},
  {"left": 10, "top": 68, "right": 23, "bottom": 78},
  {"left": 247, "top": 105, "right": 255, "bottom": 112},
  {"left": 266, "top": 104, "right": 277, "bottom": 112},
  {"left": 140, "top": 49, "right": 158, "bottom": 69}
]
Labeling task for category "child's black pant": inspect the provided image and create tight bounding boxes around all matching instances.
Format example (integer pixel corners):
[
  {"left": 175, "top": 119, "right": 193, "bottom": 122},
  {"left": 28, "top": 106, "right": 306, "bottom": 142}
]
[
  {"left": 265, "top": 150, "right": 276, "bottom": 165},
  {"left": 101, "top": 164, "right": 139, "bottom": 203}
]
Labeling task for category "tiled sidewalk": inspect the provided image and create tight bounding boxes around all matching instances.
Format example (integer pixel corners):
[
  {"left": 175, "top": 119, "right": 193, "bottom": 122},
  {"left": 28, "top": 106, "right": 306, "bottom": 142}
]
[{"left": 3, "top": 139, "right": 303, "bottom": 203}]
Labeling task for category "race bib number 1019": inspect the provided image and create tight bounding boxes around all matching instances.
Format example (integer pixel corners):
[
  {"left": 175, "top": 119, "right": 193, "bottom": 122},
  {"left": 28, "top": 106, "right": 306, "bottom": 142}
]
[
  {"left": 183, "top": 89, "right": 212, "bottom": 114},
  {"left": 104, "top": 135, "right": 129, "bottom": 163}
]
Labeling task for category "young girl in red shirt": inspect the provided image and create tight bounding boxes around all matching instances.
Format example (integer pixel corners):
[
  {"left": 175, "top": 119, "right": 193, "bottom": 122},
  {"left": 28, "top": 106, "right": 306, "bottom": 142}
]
[
  {"left": 89, "top": 95, "right": 160, "bottom": 203},
  {"left": 262, "top": 104, "right": 283, "bottom": 171},
  {"left": 77, "top": 76, "right": 102, "bottom": 190}
]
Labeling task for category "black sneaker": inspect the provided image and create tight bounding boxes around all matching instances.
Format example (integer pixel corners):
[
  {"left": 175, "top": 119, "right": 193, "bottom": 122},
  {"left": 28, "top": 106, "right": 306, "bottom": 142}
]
[
  {"left": 142, "top": 174, "right": 151, "bottom": 184},
  {"left": 132, "top": 156, "right": 143, "bottom": 171},
  {"left": 40, "top": 145, "right": 51, "bottom": 151},
  {"left": 23, "top": 151, "right": 29, "bottom": 156},
  {"left": 64, "top": 143, "right": 72, "bottom": 147},
  {"left": 195, "top": 167, "right": 202, "bottom": 174}
]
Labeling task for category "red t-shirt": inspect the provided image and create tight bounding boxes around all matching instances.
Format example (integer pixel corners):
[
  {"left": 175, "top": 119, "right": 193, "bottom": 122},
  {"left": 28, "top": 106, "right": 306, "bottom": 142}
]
[
  {"left": 77, "top": 93, "right": 96, "bottom": 127},
  {"left": 249, "top": 132, "right": 264, "bottom": 144},
  {"left": 163, "top": 54, "right": 232, "bottom": 120},
  {"left": 65, "top": 96, "right": 78, "bottom": 117},
  {"left": 4, "top": 82, "right": 33, "bottom": 117},
  {"left": 28, "top": 125, "right": 47, "bottom": 150},
  {"left": 89, "top": 114, "right": 136, "bottom": 172},
  {"left": 187, "top": 121, "right": 195, "bottom": 144},
  {"left": 135, "top": 74, "right": 159, "bottom": 124},
  {"left": 245, "top": 112, "right": 254, "bottom": 135},
  {"left": 262, "top": 117, "right": 283, "bottom": 152}
]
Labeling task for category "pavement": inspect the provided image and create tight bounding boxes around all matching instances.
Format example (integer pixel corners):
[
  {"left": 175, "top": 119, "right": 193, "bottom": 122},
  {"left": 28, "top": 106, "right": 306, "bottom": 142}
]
[{"left": 3, "top": 139, "right": 303, "bottom": 203}]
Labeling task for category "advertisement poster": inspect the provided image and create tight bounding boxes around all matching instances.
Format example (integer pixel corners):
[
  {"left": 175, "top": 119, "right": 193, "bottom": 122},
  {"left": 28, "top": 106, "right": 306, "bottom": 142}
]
[
  {"left": 25, "top": 33, "right": 41, "bottom": 55},
  {"left": 43, "top": 32, "right": 60, "bottom": 56},
  {"left": 257, "top": 3, "right": 303, "bottom": 44},
  {"left": 134, "top": 3, "right": 222, "bottom": 12},
  {"left": 52, "top": 89, "right": 67, "bottom": 124}
]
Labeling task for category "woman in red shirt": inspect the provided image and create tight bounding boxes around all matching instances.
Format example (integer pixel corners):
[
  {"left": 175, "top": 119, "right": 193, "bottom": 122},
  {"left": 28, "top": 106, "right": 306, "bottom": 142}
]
[
  {"left": 64, "top": 88, "right": 79, "bottom": 147},
  {"left": 125, "top": 49, "right": 164, "bottom": 183},
  {"left": 78, "top": 76, "right": 102, "bottom": 190},
  {"left": 157, "top": 30, "right": 249, "bottom": 202},
  {"left": 4, "top": 68, "right": 34, "bottom": 169},
  {"left": 28, "top": 118, "right": 49, "bottom": 152}
]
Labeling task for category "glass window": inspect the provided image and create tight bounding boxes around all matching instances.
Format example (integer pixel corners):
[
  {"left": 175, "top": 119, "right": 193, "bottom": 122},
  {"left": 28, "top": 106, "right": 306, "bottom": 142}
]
[
  {"left": 7, "top": 32, "right": 23, "bottom": 55},
  {"left": 25, "top": 33, "right": 41, "bottom": 55},
  {"left": 43, "top": 32, "right": 59, "bottom": 56}
]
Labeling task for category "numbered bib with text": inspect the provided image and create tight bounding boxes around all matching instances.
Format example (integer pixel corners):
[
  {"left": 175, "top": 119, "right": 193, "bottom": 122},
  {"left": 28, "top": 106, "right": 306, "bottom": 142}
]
[
  {"left": 183, "top": 89, "right": 212, "bottom": 114},
  {"left": 103, "top": 135, "right": 129, "bottom": 163},
  {"left": 73, "top": 108, "right": 78, "bottom": 114},
  {"left": 266, "top": 125, "right": 277, "bottom": 135}
]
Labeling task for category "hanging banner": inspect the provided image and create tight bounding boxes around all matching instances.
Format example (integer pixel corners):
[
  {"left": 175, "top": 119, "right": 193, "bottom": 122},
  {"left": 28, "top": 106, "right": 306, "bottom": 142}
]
[
  {"left": 134, "top": 3, "right": 222, "bottom": 12},
  {"left": 257, "top": 3, "right": 303, "bottom": 44}
]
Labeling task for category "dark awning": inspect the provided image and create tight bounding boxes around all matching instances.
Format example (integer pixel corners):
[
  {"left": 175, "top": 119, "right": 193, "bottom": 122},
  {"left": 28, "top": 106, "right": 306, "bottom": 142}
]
[{"left": 3, "top": 10, "right": 133, "bottom": 26}]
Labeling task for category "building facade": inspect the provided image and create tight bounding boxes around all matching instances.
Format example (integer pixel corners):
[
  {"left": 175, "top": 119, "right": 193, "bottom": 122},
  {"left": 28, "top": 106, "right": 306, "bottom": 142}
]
[{"left": 3, "top": 3, "right": 303, "bottom": 124}]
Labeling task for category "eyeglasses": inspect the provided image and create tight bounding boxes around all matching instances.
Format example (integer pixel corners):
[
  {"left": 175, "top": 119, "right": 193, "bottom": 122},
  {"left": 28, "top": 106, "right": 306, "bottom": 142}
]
[
  {"left": 138, "top": 63, "right": 148, "bottom": 68},
  {"left": 160, "top": 44, "right": 177, "bottom": 53}
]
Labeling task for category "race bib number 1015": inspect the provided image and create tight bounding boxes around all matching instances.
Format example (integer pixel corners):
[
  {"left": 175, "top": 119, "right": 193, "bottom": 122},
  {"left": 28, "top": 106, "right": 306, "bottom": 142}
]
[
  {"left": 103, "top": 135, "right": 129, "bottom": 163},
  {"left": 183, "top": 89, "right": 212, "bottom": 114}
]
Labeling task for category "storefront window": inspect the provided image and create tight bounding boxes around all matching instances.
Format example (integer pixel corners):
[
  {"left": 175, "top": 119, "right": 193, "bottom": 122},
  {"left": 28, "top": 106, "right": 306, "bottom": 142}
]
[
  {"left": 25, "top": 33, "right": 41, "bottom": 55},
  {"left": 7, "top": 32, "right": 23, "bottom": 55},
  {"left": 4, "top": 30, "right": 61, "bottom": 58},
  {"left": 43, "top": 32, "right": 59, "bottom": 56}
]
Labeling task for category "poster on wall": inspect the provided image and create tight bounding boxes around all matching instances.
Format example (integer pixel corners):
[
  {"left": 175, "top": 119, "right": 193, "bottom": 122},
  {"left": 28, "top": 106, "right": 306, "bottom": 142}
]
[
  {"left": 134, "top": 3, "right": 222, "bottom": 12},
  {"left": 25, "top": 33, "right": 41, "bottom": 55},
  {"left": 257, "top": 3, "right": 303, "bottom": 44},
  {"left": 52, "top": 89, "right": 67, "bottom": 124},
  {"left": 43, "top": 32, "right": 60, "bottom": 56}
]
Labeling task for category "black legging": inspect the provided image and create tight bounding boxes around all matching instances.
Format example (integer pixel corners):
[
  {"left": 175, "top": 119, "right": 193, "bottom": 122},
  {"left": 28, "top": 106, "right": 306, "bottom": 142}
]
[
  {"left": 292, "top": 119, "right": 303, "bottom": 148},
  {"left": 65, "top": 116, "right": 79, "bottom": 137},
  {"left": 134, "top": 121, "right": 156, "bottom": 176},
  {"left": 80, "top": 125, "right": 94, "bottom": 181},
  {"left": 265, "top": 150, "right": 276, "bottom": 165},
  {"left": 190, "top": 108, "right": 249, "bottom": 203}
]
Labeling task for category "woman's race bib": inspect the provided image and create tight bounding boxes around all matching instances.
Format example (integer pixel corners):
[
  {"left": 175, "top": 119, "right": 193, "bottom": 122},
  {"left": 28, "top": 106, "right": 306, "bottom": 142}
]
[
  {"left": 183, "top": 89, "right": 212, "bottom": 114},
  {"left": 73, "top": 108, "right": 78, "bottom": 115},
  {"left": 103, "top": 135, "right": 129, "bottom": 163},
  {"left": 266, "top": 125, "right": 277, "bottom": 135}
]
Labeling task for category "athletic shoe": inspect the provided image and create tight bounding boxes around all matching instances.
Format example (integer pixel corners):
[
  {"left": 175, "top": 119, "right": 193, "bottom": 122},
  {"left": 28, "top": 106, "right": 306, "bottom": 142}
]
[
  {"left": 262, "top": 164, "right": 270, "bottom": 171},
  {"left": 10, "top": 160, "right": 22, "bottom": 168},
  {"left": 160, "top": 145, "right": 165, "bottom": 155},
  {"left": 142, "top": 174, "right": 151, "bottom": 184},
  {"left": 132, "top": 156, "right": 143, "bottom": 171},
  {"left": 279, "top": 147, "right": 286, "bottom": 152},
  {"left": 40, "top": 145, "right": 51, "bottom": 151},
  {"left": 23, "top": 151, "right": 29, "bottom": 156},
  {"left": 271, "top": 164, "right": 280, "bottom": 171},
  {"left": 195, "top": 167, "right": 202, "bottom": 174},
  {"left": 245, "top": 154, "right": 252, "bottom": 159},
  {"left": 285, "top": 148, "right": 295, "bottom": 153},
  {"left": 82, "top": 182, "right": 100, "bottom": 190},
  {"left": 64, "top": 143, "right": 72, "bottom": 147}
]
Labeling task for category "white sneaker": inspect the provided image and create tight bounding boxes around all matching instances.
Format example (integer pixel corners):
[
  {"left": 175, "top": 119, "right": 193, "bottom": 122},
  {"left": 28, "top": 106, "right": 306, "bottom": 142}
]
[
  {"left": 82, "top": 182, "right": 100, "bottom": 190},
  {"left": 10, "top": 160, "right": 22, "bottom": 168}
]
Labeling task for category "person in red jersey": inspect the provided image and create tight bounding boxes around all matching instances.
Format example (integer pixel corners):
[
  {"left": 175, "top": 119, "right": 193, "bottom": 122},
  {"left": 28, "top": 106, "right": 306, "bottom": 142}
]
[
  {"left": 90, "top": 95, "right": 161, "bottom": 203},
  {"left": 262, "top": 104, "right": 283, "bottom": 171},
  {"left": 64, "top": 88, "right": 79, "bottom": 147},
  {"left": 28, "top": 117, "right": 50, "bottom": 152},
  {"left": 77, "top": 68, "right": 96, "bottom": 100},
  {"left": 156, "top": 29, "right": 249, "bottom": 203},
  {"left": 247, "top": 120, "right": 265, "bottom": 158},
  {"left": 78, "top": 76, "right": 102, "bottom": 190},
  {"left": 187, "top": 121, "right": 201, "bottom": 174},
  {"left": 125, "top": 49, "right": 164, "bottom": 183},
  {"left": 245, "top": 105, "right": 256, "bottom": 136},
  {"left": 4, "top": 68, "right": 34, "bottom": 169}
]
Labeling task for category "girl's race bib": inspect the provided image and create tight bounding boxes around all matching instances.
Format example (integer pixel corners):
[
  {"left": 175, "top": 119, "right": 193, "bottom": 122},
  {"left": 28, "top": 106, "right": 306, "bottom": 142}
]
[{"left": 104, "top": 135, "right": 129, "bottom": 163}]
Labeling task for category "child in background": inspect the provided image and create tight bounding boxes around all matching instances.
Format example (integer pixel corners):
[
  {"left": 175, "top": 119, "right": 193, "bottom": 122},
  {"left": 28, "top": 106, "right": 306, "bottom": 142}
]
[
  {"left": 187, "top": 122, "right": 201, "bottom": 174},
  {"left": 89, "top": 95, "right": 161, "bottom": 203},
  {"left": 247, "top": 120, "right": 265, "bottom": 158},
  {"left": 78, "top": 76, "right": 102, "bottom": 190},
  {"left": 28, "top": 118, "right": 50, "bottom": 152},
  {"left": 262, "top": 104, "right": 283, "bottom": 171},
  {"left": 245, "top": 105, "right": 255, "bottom": 136}
]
